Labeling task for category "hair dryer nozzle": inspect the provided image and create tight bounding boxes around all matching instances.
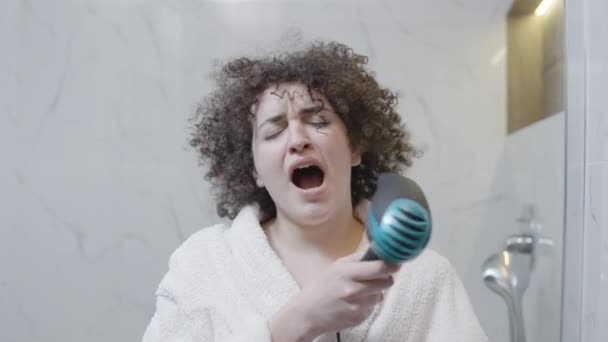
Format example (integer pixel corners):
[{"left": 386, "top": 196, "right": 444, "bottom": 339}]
[{"left": 363, "top": 174, "right": 432, "bottom": 264}]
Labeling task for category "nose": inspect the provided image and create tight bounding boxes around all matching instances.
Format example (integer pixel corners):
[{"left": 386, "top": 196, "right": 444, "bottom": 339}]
[{"left": 287, "top": 123, "right": 311, "bottom": 154}]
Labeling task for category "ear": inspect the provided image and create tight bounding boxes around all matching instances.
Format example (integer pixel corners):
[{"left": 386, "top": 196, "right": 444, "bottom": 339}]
[
  {"left": 252, "top": 170, "right": 264, "bottom": 188},
  {"left": 351, "top": 150, "right": 362, "bottom": 167}
]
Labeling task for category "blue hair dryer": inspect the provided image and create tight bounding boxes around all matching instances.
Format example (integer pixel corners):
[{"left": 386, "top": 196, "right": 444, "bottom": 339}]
[
  {"left": 361, "top": 173, "right": 432, "bottom": 264},
  {"left": 338, "top": 173, "right": 433, "bottom": 342}
]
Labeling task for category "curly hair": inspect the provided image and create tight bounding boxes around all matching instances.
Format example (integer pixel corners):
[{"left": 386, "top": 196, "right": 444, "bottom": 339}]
[{"left": 189, "top": 41, "right": 418, "bottom": 222}]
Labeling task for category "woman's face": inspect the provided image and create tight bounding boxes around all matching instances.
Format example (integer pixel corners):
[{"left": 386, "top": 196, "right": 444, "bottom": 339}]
[{"left": 251, "top": 82, "right": 361, "bottom": 225}]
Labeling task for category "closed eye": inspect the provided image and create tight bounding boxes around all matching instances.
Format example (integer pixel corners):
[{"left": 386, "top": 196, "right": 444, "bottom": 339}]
[
  {"left": 310, "top": 120, "right": 328, "bottom": 128},
  {"left": 262, "top": 113, "right": 328, "bottom": 140},
  {"left": 264, "top": 128, "right": 284, "bottom": 140},
  {"left": 308, "top": 113, "right": 329, "bottom": 128}
]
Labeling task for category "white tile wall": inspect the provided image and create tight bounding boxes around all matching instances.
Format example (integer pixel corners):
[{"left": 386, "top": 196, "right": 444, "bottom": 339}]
[
  {"left": 581, "top": 0, "right": 608, "bottom": 340},
  {"left": 462, "top": 113, "right": 565, "bottom": 342}
]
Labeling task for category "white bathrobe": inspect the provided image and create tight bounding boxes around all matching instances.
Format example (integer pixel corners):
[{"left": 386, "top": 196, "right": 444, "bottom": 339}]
[{"left": 142, "top": 205, "right": 487, "bottom": 342}]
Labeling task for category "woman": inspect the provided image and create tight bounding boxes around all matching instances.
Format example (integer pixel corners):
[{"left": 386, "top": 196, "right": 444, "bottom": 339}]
[{"left": 143, "top": 41, "right": 487, "bottom": 341}]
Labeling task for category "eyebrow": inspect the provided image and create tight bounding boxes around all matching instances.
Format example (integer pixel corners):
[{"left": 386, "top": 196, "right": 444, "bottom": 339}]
[{"left": 257, "top": 103, "right": 323, "bottom": 129}]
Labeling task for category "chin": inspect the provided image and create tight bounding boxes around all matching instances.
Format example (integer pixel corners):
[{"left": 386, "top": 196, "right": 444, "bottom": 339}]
[{"left": 287, "top": 200, "right": 349, "bottom": 227}]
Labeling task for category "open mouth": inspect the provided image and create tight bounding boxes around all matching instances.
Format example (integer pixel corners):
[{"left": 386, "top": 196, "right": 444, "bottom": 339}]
[{"left": 291, "top": 165, "right": 325, "bottom": 190}]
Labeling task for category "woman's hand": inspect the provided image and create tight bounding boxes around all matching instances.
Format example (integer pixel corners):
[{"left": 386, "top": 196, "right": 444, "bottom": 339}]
[{"left": 268, "top": 249, "right": 401, "bottom": 342}]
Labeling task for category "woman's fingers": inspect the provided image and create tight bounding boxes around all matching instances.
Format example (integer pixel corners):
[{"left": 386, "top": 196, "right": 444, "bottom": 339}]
[
  {"left": 345, "top": 292, "right": 385, "bottom": 309},
  {"left": 358, "top": 277, "right": 394, "bottom": 296},
  {"left": 341, "top": 277, "right": 394, "bottom": 300},
  {"left": 343, "top": 260, "right": 401, "bottom": 281},
  {"left": 360, "top": 292, "right": 385, "bottom": 306}
]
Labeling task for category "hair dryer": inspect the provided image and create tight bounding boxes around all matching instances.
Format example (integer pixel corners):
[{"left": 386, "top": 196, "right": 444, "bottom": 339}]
[
  {"left": 361, "top": 173, "right": 432, "bottom": 263},
  {"left": 337, "top": 173, "right": 433, "bottom": 341}
]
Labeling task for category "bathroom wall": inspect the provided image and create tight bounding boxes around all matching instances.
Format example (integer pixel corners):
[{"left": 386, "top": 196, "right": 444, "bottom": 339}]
[
  {"left": 461, "top": 112, "right": 565, "bottom": 342},
  {"left": 562, "top": 0, "right": 608, "bottom": 340},
  {"left": 506, "top": 0, "right": 564, "bottom": 133},
  {"left": 579, "top": 0, "right": 608, "bottom": 340},
  {"left": 1, "top": 1, "right": 569, "bottom": 341},
  {"left": 540, "top": 0, "right": 564, "bottom": 117}
]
